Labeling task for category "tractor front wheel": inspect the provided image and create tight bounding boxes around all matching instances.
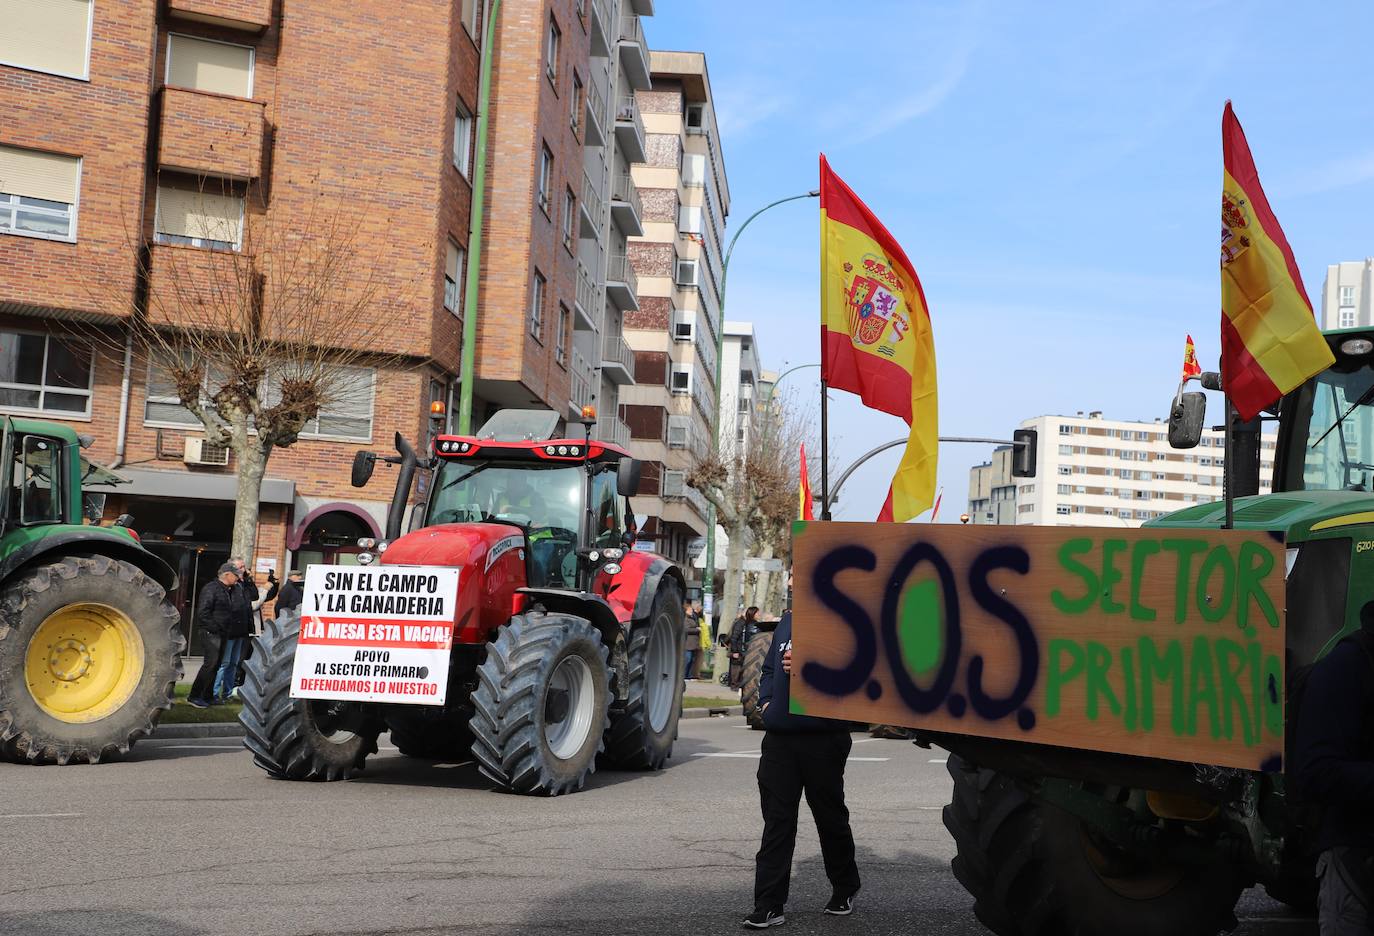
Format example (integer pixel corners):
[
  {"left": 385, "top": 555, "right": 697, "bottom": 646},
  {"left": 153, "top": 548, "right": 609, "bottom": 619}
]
[
  {"left": 0, "top": 556, "right": 182, "bottom": 764},
  {"left": 603, "top": 578, "right": 685, "bottom": 769},
  {"left": 239, "top": 610, "right": 379, "bottom": 781},
  {"left": 470, "top": 611, "right": 610, "bottom": 795}
]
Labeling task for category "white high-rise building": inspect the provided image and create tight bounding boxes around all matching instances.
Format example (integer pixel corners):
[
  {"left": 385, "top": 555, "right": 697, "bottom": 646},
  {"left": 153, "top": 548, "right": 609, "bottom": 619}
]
[
  {"left": 975, "top": 411, "right": 1277, "bottom": 528},
  {"left": 1320, "top": 259, "right": 1373, "bottom": 330}
]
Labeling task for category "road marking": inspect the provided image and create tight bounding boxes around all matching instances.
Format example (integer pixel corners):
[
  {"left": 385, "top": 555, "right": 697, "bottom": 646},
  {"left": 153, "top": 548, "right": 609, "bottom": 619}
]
[
  {"left": 432, "top": 761, "right": 474, "bottom": 769},
  {"left": 0, "top": 813, "right": 82, "bottom": 819},
  {"left": 915, "top": 806, "right": 943, "bottom": 811},
  {"left": 692, "top": 753, "right": 890, "bottom": 763},
  {"left": 928, "top": 758, "right": 948, "bottom": 764},
  {"left": 852, "top": 738, "right": 882, "bottom": 744},
  {"left": 694, "top": 752, "right": 762, "bottom": 759}
]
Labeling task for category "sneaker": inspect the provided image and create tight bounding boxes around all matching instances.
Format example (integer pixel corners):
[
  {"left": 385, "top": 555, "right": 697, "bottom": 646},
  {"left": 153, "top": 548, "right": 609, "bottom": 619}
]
[
  {"left": 187, "top": 698, "right": 209, "bottom": 709},
  {"left": 824, "top": 893, "right": 855, "bottom": 916},
  {"left": 742, "top": 908, "right": 785, "bottom": 929}
]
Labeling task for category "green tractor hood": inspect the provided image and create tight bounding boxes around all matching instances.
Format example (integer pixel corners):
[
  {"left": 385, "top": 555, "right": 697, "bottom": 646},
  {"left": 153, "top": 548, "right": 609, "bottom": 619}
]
[{"left": 1146, "top": 490, "right": 1374, "bottom": 543}]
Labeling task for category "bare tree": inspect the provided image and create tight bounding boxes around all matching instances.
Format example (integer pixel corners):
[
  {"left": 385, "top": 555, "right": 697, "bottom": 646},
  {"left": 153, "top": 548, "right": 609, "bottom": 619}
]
[
  {"left": 688, "top": 387, "right": 811, "bottom": 666},
  {"left": 84, "top": 182, "right": 416, "bottom": 561}
]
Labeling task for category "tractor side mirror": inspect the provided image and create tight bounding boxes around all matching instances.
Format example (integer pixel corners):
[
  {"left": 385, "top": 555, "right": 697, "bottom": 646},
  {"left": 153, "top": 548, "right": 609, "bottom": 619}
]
[
  {"left": 351, "top": 451, "right": 377, "bottom": 487},
  {"left": 1168, "top": 392, "right": 1207, "bottom": 449},
  {"left": 1011, "top": 428, "right": 1038, "bottom": 478},
  {"left": 616, "top": 458, "right": 643, "bottom": 497}
]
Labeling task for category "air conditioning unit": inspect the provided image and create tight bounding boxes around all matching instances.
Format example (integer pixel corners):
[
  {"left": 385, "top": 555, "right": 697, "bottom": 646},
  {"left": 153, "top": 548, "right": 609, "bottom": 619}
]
[
  {"left": 184, "top": 437, "right": 229, "bottom": 466},
  {"left": 667, "top": 416, "right": 689, "bottom": 448}
]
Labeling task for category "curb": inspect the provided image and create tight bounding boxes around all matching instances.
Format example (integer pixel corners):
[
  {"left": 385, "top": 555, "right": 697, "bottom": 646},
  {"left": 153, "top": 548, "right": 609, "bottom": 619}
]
[{"left": 153, "top": 722, "right": 245, "bottom": 739}]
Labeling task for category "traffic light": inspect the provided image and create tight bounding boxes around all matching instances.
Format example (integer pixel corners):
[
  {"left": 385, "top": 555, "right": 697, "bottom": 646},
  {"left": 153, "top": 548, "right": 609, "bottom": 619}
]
[{"left": 1011, "top": 428, "right": 1037, "bottom": 478}]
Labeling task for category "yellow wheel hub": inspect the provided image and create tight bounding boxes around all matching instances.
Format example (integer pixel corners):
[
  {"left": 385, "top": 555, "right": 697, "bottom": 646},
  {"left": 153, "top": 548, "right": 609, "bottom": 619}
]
[{"left": 24, "top": 604, "right": 145, "bottom": 724}]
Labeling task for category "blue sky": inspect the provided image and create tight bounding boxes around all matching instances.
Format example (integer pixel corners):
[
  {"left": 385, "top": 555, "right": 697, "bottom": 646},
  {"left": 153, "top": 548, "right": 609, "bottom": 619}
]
[{"left": 647, "top": 0, "right": 1374, "bottom": 521}]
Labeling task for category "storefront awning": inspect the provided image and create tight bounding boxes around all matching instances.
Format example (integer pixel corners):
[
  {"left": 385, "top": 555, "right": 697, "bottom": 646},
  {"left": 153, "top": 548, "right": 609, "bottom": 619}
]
[{"left": 87, "top": 467, "right": 295, "bottom": 505}]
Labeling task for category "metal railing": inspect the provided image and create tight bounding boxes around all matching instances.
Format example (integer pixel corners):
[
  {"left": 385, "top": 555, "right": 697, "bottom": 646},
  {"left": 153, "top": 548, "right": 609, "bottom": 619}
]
[
  {"left": 581, "top": 169, "right": 605, "bottom": 230},
  {"left": 576, "top": 259, "right": 601, "bottom": 318},
  {"left": 602, "top": 329, "right": 634, "bottom": 373},
  {"left": 595, "top": 414, "right": 630, "bottom": 448},
  {"left": 619, "top": 11, "right": 644, "bottom": 46},
  {"left": 570, "top": 348, "right": 595, "bottom": 410},
  {"left": 615, "top": 91, "right": 645, "bottom": 145},
  {"left": 607, "top": 252, "right": 638, "bottom": 297},
  {"left": 585, "top": 78, "right": 607, "bottom": 141},
  {"left": 612, "top": 170, "right": 642, "bottom": 220}
]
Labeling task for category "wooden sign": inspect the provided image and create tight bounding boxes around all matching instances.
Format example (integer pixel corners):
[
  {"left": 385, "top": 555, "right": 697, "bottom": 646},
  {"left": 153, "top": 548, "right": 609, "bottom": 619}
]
[{"left": 790, "top": 521, "right": 1286, "bottom": 771}]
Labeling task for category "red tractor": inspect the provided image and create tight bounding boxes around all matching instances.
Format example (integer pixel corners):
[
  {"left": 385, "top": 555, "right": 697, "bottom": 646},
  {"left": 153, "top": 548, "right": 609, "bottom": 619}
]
[{"left": 239, "top": 410, "right": 687, "bottom": 795}]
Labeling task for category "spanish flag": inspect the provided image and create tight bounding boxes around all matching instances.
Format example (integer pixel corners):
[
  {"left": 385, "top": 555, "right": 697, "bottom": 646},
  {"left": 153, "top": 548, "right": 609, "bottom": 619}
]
[
  {"left": 1221, "top": 103, "right": 1334, "bottom": 421},
  {"left": 1182, "top": 334, "right": 1202, "bottom": 380},
  {"left": 798, "top": 442, "right": 815, "bottom": 521},
  {"left": 819, "top": 154, "right": 938, "bottom": 522}
]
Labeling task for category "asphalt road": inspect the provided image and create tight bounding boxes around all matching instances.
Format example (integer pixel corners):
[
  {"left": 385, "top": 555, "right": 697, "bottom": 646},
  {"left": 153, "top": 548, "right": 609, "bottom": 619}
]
[{"left": 0, "top": 717, "right": 1316, "bottom": 936}]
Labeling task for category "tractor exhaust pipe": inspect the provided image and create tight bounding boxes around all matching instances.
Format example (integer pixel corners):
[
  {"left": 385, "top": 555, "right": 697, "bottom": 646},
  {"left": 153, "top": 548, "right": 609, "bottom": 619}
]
[{"left": 386, "top": 432, "right": 419, "bottom": 540}]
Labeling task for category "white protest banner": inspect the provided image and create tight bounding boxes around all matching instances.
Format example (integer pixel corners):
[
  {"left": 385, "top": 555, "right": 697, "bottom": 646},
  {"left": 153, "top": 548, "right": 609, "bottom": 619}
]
[{"left": 289, "top": 564, "right": 461, "bottom": 706}]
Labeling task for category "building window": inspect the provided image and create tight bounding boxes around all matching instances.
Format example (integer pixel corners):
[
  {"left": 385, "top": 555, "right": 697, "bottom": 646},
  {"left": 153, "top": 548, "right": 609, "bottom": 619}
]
[
  {"left": 562, "top": 188, "right": 576, "bottom": 254},
  {"left": 1340, "top": 309, "right": 1357, "bottom": 329},
  {"left": 0, "top": 145, "right": 80, "bottom": 242},
  {"left": 675, "top": 259, "right": 699, "bottom": 286},
  {"left": 672, "top": 309, "right": 694, "bottom": 340},
  {"left": 0, "top": 0, "right": 92, "bottom": 80},
  {"left": 545, "top": 15, "right": 561, "bottom": 86},
  {"left": 682, "top": 153, "right": 706, "bottom": 188},
  {"left": 530, "top": 270, "right": 546, "bottom": 339},
  {"left": 154, "top": 182, "right": 243, "bottom": 251},
  {"left": 537, "top": 144, "right": 553, "bottom": 217},
  {"left": 1056, "top": 505, "right": 1070, "bottom": 516},
  {"left": 1057, "top": 484, "right": 1070, "bottom": 494},
  {"left": 461, "top": 0, "right": 480, "bottom": 42},
  {"left": 293, "top": 365, "right": 376, "bottom": 440},
  {"left": 570, "top": 72, "right": 583, "bottom": 136},
  {"left": 144, "top": 352, "right": 227, "bottom": 427},
  {"left": 685, "top": 103, "right": 705, "bottom": 133},
  {"left": 0, "top": 330, "right": 93, "bottom": 417},
  {"left": 1058, "top": 445, "right": 1071, "bottom": 456},
  {"left": 1340, "top": 285, "right": 1356, "bottom": 307},
  {"left": 1057, "top": 466, "right": 1071, "bottom": 475},
  {"left": 445, "top": 240, "right": 465, "bottom": 316},
  {"left": 453, "top": 100, "right": 474, "bottom": 177},
  {"left": 670, "top": 365, "right": 691, "bottom": 394},
  {"left": 556, "top": 304, "right": 569, "bottom": 365},
  {"left": 166, "top": 34, "right": 254, "bottom": 98}
]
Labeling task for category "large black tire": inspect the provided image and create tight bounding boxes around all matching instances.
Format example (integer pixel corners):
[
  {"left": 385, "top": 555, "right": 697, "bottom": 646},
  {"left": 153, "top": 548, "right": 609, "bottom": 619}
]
[
  {"left": 0, "top": 556, "right": 182, "bottom": 765},
  {"left": 739, "top": 630, "right": 772, "bottom": 731},
  {"left": 603, "top": 578, "right": 685, "bottom": 769},
  {"left": 470, "top": 611, "right": 610, "bottom": 795},
  {"left": 943, "top": 755, "right": 1243, "bottom": 936},
  {"left": 239, "top": 610, "right": 379, "bottom": 781},
  {"left": 387, "top": 711, "right": 473, "bottom": 761}
]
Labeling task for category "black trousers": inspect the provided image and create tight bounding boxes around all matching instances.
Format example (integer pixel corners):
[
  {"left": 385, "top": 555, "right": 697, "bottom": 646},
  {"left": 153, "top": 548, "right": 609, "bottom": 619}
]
[
  {"left": 188, "top": 632, "right": 224, "bottom": 702},
  {"left": 754, "top": 730, "right": 860, "bottom": 911}
]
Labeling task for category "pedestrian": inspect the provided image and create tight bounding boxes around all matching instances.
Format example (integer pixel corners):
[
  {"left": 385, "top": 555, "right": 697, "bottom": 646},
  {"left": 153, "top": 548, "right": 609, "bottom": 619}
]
[
  {"left": 187, "top": 563, "right": 243, "bottom": 708},
  {"left": 275, "top": 568, "right": 305, "bottom": 616},
  {"left": 211, "top": 558, "right": 257, "bottom": 702},
  {"left": 697, "top": 601, "right": 712, "bottom": 680},
  {"left": 1296, "top": 605, "right": 1374, "bottom": 936},
  {"left": 683, "top": 598, "right": 700, "bottom": 680},
  {"left": 745, "top": 575, "right": 860, "bottom": 929},
  {"left": 726, "top": 606, "right": 760, "bottom": 689}
]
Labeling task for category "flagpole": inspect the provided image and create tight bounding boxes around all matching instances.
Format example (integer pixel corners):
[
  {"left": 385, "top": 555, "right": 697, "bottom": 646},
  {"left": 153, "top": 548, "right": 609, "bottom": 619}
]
[
  {"left": 820, "top": 379, "right": 831, "bottom": 520},
  {"left": 1223, "top": 396, "right": 1235, "bottom": 530}
]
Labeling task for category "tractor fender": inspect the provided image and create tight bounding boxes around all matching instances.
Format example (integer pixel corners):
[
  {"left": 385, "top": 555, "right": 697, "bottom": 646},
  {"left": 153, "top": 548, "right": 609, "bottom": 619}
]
[
  {"left": 0, "top": 526, "right": 178, "bottom": 594},
  {"left": 515, "top": 587, "right": 622, "bottom": 646},
  {"left": 619, "top": 554, "right": 685, "bottom": 625}
]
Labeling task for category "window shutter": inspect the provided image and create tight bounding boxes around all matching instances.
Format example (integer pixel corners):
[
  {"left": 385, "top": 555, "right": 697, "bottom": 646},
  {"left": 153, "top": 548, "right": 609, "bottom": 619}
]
[
  {"left": 0, "top": 145, "right": 79, "bottom": 203},
  {"left": 0, "top": 0, "right": 90, "bottom": 78},
  {"left": 167, "top": 35, "right": 253, "bottom": 97},
  {"left": 157, "top": 185, "right": 243, "bottom": 244}
]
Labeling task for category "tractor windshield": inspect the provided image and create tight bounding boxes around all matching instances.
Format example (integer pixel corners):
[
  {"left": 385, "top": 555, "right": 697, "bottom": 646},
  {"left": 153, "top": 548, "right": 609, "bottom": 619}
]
[
  {"left": 1286, "top": 364, "right": 1374, "bottom": 492},
  {"left": 428, "top": 460, "right": 583, "bottom": 532}
]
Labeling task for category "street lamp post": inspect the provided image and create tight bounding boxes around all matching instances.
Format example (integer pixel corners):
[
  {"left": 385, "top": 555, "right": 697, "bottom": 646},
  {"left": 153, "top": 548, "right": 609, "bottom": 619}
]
[{"left": 700, "top": 189, "right": 819, "bottom": 634}]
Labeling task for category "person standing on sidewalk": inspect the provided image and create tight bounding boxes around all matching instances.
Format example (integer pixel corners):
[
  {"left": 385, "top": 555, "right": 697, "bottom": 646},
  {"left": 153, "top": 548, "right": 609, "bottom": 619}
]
[
  {"left": 683, "top": 598, "right": 701, "bottom": 680},
  {"left": 744, "top": 594, "right": 860, "bottom": 929},
  {"left": 187, "top": 564, "right": 241, "bottom": 707},
  {"left": 211, "top": 561, "right": 255, "bottom": 703},
  {"left": 275, "top": 568, "right": 305, "bottom": 616}
]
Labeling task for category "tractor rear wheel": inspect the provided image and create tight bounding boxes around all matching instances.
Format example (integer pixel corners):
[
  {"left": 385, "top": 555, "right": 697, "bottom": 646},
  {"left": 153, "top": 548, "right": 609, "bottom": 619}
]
[
  {"left": 470, "top": 611, "right": 610, "bottom": 795},
  {"left": 603, "top": 578, "right": 685, "bottom": 769},
  {"left": 239, "top": 610, "right": 379, "bottom": 781},
  {"left": 739, "top": 630, "right": 773, "bottom": 731},
  {"left": 0, "top": 556, "right": 182, "bottom": 765},
  {"left": 942, "top": 755, "right": 1244, "bottom": 936}
]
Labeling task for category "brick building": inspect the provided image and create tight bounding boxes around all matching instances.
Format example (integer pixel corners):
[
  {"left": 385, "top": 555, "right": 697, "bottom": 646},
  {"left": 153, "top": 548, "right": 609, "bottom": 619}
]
[
  {"left": 621, "top": 50, "right": 729, "bottom": 570},
  {"left": 0, "top": 0, "right": 481, "bottom": 653}
]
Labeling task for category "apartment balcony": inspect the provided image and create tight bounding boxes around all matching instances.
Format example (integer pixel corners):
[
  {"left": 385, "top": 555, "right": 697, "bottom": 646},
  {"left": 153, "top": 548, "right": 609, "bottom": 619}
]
[
  {"left": 580, "top": 170, "right": 604, "bottom": 240},
  {"left": 569, "top": 348, "right": 595, "bottom": 416},
  {"left": 606, "top": 252, "right": 639, "bottom": 312},
  {"left": 167, "top": 0, "right": 272, "bottom": 31},
  {"left": 663, "top": 471, "right": 709, "bottom": 521},
  {"left": 573, "top": 260, "right": 600, "bottom": 331},
  {"left": 614, "top": 92, "right": 646, "bottom": 163},
  {"left": 626, "top": 0, "right": 653, "bottom": 14},
  {"left": 595, "top": 414, "right": 631, "bottom": 449},
  {"left": 610, "top": 171, "right": 644, "bottom": 237},
  {"left": 601, "top": 330, "right": 635, "bottom": 386},
  {"left": 589, "top": 0, "right": 611, "bottom": 57},
  {"left": 158, "top": 87, "right": 266, "bottom": 181},
  {"left": 146, "top": 242, "right": 241, "bottom": 329},
  {"left": 584, "top": 79, "right": 607, "bottom": 147},
  {"left": 618, "top": 14, "right": 651, "bottom": 90}
]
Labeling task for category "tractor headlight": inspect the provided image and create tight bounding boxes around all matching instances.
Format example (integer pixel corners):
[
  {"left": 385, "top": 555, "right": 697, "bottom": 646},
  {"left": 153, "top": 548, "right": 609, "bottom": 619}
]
[
  {"left": 357, "top": 537, "right": 377, "bottom": 549},
  {"left": 357, "top": 551, "right": 375, "bottom": 565},
  {"left": 602, "top": 547, "right": 624, "bottom": 561},
  {"left": 603, "top": 562, "right": 621, "bottom": 575},
  {"left": 376, "top": 540, "right": 389, "bottom": 554}
]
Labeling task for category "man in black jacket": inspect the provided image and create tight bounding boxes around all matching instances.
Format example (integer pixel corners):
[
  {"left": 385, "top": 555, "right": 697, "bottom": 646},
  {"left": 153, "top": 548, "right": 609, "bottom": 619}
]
[
  {"left": 1296, "top": 609, "right": 1374, "bottom": 935},
  {"left": 187, "top": 564, "right": 243, "bottom": 707},
  {"left": 275, "top": 569, "right": 304, "bottom": 616},
  {"left": 744, "top": 599, "right": 860, "bottom": 929}
]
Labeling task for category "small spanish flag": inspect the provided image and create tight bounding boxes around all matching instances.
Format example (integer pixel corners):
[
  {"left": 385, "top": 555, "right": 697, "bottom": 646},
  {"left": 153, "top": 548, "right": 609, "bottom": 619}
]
[
  {"left": 798, "top": 442, "right": 815, "bottom": 521},
  {"left": 819, "top": 154, "right": 938, "bottom": 522},
  {"left": 1182, "top": 334, "right": 1202, "bottom": 380},
  {"left": 1221, "top": 103, "right": 1334, "bottom": 421}
]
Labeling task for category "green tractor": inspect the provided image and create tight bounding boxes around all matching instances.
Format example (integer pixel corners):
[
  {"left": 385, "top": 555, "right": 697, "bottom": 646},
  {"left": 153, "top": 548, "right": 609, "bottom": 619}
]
[
  {"left": 942, "top": 327, "right": 1374, "bottom": 936},
  {"left": 0, "top": 417, "right": 182, "bottom": 765}
]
